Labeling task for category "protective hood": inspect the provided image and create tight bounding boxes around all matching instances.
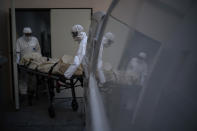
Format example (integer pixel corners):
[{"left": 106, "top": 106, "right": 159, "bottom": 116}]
[{"left": 102, "top": 32, "right": 115, "bottom": 48}]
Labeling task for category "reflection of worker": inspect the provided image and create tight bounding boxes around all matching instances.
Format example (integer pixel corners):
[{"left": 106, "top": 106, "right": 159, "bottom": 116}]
[
  {"left": 127, "top": 52, "right": 148, "bottom": 85},
  {"left": 64, "top": 25, "right": 88, "bottom": 79},
  {"left": 16, "top": 27, "right": 41, "bottom": 63},
  {"left": 97, "top": 32, "right": 115, "bottom": 85},
  {"left": 16, "top": 27, "right": 41, "bottom": 102}
]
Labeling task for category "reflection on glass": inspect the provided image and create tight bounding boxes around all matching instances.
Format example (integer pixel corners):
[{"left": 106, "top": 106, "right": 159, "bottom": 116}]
[
  {"left": 126, "top": 52, "right": 148, "bottom": 86},
  {"left": 97, "top": 32, "right": 115, "bottom": 86}
]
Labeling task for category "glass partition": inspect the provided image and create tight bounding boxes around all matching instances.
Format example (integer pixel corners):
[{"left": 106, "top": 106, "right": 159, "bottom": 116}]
[{"left": 85, "top": 0, "right": 196, "bottom": 131}]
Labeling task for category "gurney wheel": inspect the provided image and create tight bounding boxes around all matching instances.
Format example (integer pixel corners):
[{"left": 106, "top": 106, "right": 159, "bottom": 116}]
[
  {"left": 48, "top": 106, "right": 55, "bottom": 118},
  {"left": 71, "top": 100, "right": 78, "bottom": 111}
]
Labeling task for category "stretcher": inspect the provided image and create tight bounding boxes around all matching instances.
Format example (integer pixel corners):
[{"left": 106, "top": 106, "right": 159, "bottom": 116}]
[{"left": 18, "top": 54, "right": 83, "bottom": 118}]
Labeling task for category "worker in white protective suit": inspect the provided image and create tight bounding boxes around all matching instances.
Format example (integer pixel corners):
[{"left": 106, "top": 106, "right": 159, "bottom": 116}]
[
  {"left": 64, "top": 24, "right": 88, "bottom": 79},
  {"left": 97, "top": 32, "right": 115, "bottom": 85},
  {"left": 16, "top": 27, "right": 41, "bottom": 63},
  {"left": 16, "top": 27, "right": 41, "bottom": 103},
  {"left": 126, "top": 52, "right": 148, "bottom": 85}
]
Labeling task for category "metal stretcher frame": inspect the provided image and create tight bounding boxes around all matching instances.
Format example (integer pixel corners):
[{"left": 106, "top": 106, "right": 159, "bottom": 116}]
[{"left": 18, "top": 65, "right": 83, "bottom": 118}]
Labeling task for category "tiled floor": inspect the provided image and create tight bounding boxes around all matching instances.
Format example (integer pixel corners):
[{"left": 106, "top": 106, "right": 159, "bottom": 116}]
[{"left": 3, "top": 94, "right": 85, "bottom": 131}]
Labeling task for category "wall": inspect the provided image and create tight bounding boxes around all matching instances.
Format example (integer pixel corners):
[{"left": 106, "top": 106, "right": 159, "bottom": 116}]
[
  {"left": 15, "top": 0, "right": 112, "bottom": 13},
  {"left": 111, "top": 0, "right": 189, "bottom": 43}
]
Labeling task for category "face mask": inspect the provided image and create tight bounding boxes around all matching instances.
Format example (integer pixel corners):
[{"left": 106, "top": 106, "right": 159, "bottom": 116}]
[
  {"left": 73, "top": 32, "right": 83, "bottom": 42},
  {"left": 24, "top": 36, "right": 31, "bottom": 41},
  {"left": 24, "top": 33, "right": 32, "bottom": 41}
]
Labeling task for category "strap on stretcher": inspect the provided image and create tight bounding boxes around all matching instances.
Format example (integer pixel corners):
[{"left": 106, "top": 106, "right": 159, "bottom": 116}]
[
  {"left": 48, "top": 62, "right": 58, "bottom": 75},
  {"left": 24, "top": 59, "right": 33, "bottom": 67}
]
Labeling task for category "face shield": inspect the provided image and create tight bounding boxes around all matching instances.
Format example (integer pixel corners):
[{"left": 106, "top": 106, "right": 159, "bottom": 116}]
[{"left": 71, "top": 24, "right": 84, "bottom": 42}]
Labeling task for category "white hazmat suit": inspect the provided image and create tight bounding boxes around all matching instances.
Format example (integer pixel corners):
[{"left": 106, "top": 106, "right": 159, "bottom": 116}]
[
  {"left": 64, "top": 25, "right": 88, "bottom": 79},
  {"left": 16, "top": 27, "right": 41, "bottom": 95},
  {"left": 97, "top": 32, "right": 115, "bottom": 85}
]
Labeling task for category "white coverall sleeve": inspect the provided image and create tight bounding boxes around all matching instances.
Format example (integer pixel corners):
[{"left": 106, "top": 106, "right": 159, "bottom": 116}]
[
  {"left": 16, "top": 39, "right": 21, "bottom": 64},
  {"left": 35, "top": 38, "right": 41, "bottom": 54},
  {"left": 64, "top": 34, "right": 87, "bottom": 79}
]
